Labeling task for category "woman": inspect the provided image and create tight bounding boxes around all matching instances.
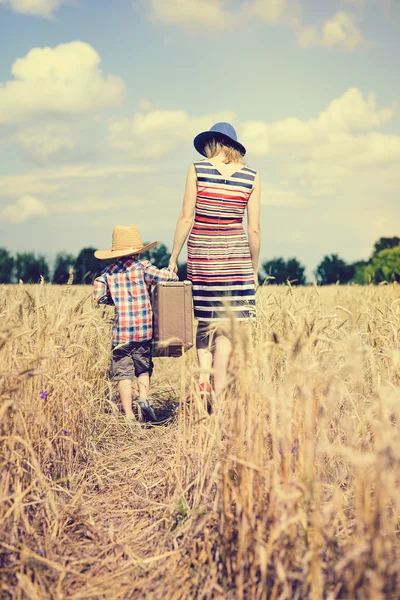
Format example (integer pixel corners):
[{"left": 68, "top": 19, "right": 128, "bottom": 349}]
[{"left": 168, "top": 122, "right": 261, "bottom": 404}]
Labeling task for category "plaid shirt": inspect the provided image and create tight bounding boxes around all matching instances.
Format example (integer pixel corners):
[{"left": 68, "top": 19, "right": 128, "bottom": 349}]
[{"left": 93, "top": 258, "right": 178, "bottom": 345}]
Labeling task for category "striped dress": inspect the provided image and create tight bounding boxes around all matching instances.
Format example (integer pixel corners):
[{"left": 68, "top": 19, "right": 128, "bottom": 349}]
[{"left": 187, "top": 160, "right": 257, "bottom": 323}]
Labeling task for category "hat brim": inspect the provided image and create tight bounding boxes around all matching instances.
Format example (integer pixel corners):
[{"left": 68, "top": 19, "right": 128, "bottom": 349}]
[
  {"left": 193, "top": 131, "right": 246, "bottom": 157},
  {"left": 94, "top": 241, "right": 157, "bottom": 260}
]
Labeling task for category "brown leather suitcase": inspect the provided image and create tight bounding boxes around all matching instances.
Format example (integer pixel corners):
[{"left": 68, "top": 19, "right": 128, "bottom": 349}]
[{"left": 152, "top": 281, "right": 194, "bottom": 357}]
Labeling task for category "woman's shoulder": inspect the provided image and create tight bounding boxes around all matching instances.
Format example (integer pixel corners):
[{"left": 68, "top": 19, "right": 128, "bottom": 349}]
[
  {"left": 241, "top": 164, "right": 257, "bottom": 176},
  {"left": 237, "top": 164, "right": 258, "bottom": 184},
  {"left": 191, "top": 159, "right": 213, "bottom": 178},
  {"left": 192, "top": 158, "right": 210, "bottom": 168}
]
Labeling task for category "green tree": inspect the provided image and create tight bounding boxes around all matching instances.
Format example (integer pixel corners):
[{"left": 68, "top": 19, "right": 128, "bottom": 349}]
[
  {"left": 285, "top": 258, "right": 306, "bottom": 285},
  {"left": 15, "top": 253, "right": 49, "bottom": 283},
  {"left": 261, "top": 257, "right": 306, "bottom": 285},
  {"left": 53, "top": 252, "right": 76, "bottom": 284},
  {"left": 141, "top": 243, "right": 188, "bottom": 279},
  {"left": 364, "top": 246, "right": 400, "bottom": 283},
  {"left": 141, "top": 243, "right": 170, "bottom": 268},
  {"left": 74, "top": 247, "right": 106, "bottom": 284},
  {"left": 373, "top": 236, "right": 400, "bottom": 256},
  {"left": 351, "top": 260, "right": 369, "bottom": 285},
  {"left": 315, "top": 254, "right": 355, "bottom": 285},
  {"left": 0, "top": 248, "right": 14, "bottom": 283},
  {"left": 261, "top": 258, "right": 286, "bottom": 284}
]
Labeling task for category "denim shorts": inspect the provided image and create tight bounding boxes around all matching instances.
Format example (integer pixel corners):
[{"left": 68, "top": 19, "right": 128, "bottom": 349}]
[{"left": 111, "top": 341, "right": 154, "bottom": 381}]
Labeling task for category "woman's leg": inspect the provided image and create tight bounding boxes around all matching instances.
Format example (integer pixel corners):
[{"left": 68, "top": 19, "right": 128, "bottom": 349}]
[
  {"left": 198, "top": 349, "right": 213, "bottom": 386},
  {"left": 212, "top": 333, "right": 232, "bottom": 399},
  {"left": 196, "top": 323, "right": 213, "bottom": 387}
]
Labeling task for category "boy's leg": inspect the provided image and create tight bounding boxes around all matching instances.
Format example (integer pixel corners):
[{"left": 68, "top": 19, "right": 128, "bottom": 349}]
[
  {"left": 133, "top": 342, "right": 157, "bottom": 421},
  {"left": 137, "top": 373, "right": 150, "bottom": 400},
  {"left": 112, "top": 344, "right": 135, "bottom": 418},
  {"left": 118, "top": 379, "right": 135, "bottom": 419},
  {"left": 137, "top": 372, "right": 156, "bottom": 421},
  {"left": 133, "top": 342, "right": 154, "bottom": 393}
]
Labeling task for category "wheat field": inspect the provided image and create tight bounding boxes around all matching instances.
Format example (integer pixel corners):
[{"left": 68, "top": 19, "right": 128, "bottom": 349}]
[{"left": 1, "top": 282, "right": 400, "bottom": 599}]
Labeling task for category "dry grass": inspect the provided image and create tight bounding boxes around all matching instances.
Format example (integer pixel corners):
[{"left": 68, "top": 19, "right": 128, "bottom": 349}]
[{"left": 1, "top": 281, "right": 400, "bottom": 599}]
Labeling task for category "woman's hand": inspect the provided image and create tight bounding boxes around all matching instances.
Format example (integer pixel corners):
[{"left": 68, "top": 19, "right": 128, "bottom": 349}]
[
  {"left": 168, "top": 258, "right": 178, "bottom": 274},
  {"left": 247, "top": 174, "right": 261, "bottom": 294},
  {"left": 254, "top": 270, "right": 259, "bottom": 292}
]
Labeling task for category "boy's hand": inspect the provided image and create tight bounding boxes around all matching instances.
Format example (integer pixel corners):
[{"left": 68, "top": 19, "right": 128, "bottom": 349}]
[{"left": 168, "top": 258, "right": 178, "bottom": 274}]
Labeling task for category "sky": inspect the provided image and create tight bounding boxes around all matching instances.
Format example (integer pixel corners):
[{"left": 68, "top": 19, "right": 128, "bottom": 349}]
[{"left": 0, "top": 0, "right": 399, "bottom": 279}]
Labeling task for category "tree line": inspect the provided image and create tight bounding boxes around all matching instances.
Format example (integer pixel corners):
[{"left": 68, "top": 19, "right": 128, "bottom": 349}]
[
  {"left": 262, "top": 236, "right": 399, "bottom": 286},
  {"left": 0, "top": 244, "right": 188, "bottom": 285},
  {"left": 0, "top": 236, "right": 398, "bottom": 285}
]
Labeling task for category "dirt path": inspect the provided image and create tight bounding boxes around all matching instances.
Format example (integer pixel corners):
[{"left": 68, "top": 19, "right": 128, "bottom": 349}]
[
  {"left": 6, "top": 393, "right": 211, "bottom": 600},
  {"left": 44, "top": 417, "right": 187, "bottom": 599}
]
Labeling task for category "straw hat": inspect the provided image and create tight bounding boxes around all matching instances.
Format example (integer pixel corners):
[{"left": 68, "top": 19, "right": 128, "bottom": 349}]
[{"left": 94, "top": 225, "right": 157, "bottom": 260}]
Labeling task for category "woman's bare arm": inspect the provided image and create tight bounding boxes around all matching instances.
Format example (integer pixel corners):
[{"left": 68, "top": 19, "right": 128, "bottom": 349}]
[
  {"left": 247, "top": 173, "right": 261, "bottom": 288},
  {"left": 168, "top": 164, "right": 197, "bottom": 271}
]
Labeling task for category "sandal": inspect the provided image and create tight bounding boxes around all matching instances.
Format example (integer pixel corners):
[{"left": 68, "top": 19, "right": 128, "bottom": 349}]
[
  {"left": 138, "top": 399, "right": 157, "bottom": 422},
  {"left": 186, "top": 382, "right": 214, "bottom": 414}
]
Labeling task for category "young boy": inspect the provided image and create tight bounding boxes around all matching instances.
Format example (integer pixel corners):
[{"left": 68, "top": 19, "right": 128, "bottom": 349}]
[{"left": 93, "top": 224, "right": 178, "bottom": 421}]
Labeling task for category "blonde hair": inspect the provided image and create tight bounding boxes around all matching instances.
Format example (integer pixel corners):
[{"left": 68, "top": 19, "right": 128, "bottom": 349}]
[{"left": 204, "top": 138, "right": 244, "bottom": 165}]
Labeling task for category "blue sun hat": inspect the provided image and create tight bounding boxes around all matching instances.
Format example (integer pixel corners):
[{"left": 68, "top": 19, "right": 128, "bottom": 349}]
[{"left": 193, "top": 122, "right": 246, "bottom": 157}]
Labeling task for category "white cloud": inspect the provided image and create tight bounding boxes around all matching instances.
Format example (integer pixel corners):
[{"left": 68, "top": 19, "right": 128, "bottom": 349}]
[
  {"left": 299, "top": 11, "right": 363, "bottom": 50},
  {"left": 240, "top": 88, "right": 396, "bottom": 156},
  {"left": 150, "top": 0, "right": 303, "bottom": 30},
  {"left": 13, "top": 124, "right": 75, "bottom": 158},
  {"left": 0, "top": 195, "right": 48, "bottom": 222},
  {"left": 108, "top": 88, "right": 394, "bottom": 163},
  {"left": 311, "top": 88, "right": 394, "bottom": 132},
  {"left": 261, "top": 186, "right": 307, "bottom": 206},
  {"left": 289, "top": 162, "right": 351, "bottom": 185},
  {"left": 0, "top": 41, "right": 125, "bottom": 125},
  {"left": 237, "top": 87, "right": 399, "bottom": 234},
  {"left": 297, "top": 26, "right": 318, "bottom": 48},
  {"left": 322, "top": 11, "right": 363, "bottom": 49},
  {"left": 306, "top": 132, "right": 400, "bottom": 167},
  {"left": 109, "top": 108, "right": 236, "bottom": 157},
  {"left": 0, "top": 0, "right": 65, "bottom": 17},
  {"left": 149, "top": 0, "right": 244, "bottom": 29},
  {"left": 52, "top": 196, "right": 143, "bottom": 214},
  {"left": 0, "top": 164, "right": 154, "bottom": 198},
  {"left": 105, "top": 87, "right": 399, "bottom": 230},
  {"left": 239, "top": 121, "right": 270, "bottom": 156},
  {"left": 285, "top": 134, "right": 400, "bottom": 220},
  {"left": 150, "top": 0, "right": 302, "bottom": 34},
  {"left": 0, "top": 193, "right": 144, "bottom": 223},
  {"left": 251, "top": 0, "right": 302, "bottom": 28},
  {"left": 150, "top": 0, "right": 365, "bottom": 51}
]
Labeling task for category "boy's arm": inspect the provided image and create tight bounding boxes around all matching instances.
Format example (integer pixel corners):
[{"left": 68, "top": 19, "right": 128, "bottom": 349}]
[
  {"left": 93, "top": 273, "right": 114, "bottom": 305},
  {"left": 142, "top": 261, "right": 179, "bottom": 286}
]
